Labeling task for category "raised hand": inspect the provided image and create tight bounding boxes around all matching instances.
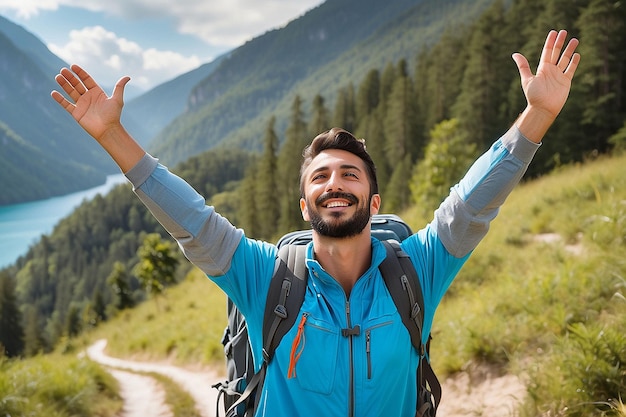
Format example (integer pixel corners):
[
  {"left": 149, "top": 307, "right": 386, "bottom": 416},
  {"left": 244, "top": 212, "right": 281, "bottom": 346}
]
[
  {"left": 51, "top": 64, "right": 130, "bottom": 143},
  {"left": 512, "top": 30, "right": 581, "bottom": 142},
  {"left": 51, "top": 64, "right": 144, "bottom": 172},
  {"left": 513, "top": 30, "right": 580, "bottom": 121}
]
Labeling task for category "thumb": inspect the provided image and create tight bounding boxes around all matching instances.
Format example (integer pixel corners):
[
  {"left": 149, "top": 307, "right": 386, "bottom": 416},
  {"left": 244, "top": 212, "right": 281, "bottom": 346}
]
[
  {"left": 111, "top": 76, "right": 131, "bottom": 102},
  {"left": 512, "top": 52, "right": 532, "bottom": 86}
]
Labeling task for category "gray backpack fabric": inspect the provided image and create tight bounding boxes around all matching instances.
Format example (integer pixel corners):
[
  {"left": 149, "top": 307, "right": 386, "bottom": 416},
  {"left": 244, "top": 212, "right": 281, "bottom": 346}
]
[{"left": 213, "top": 214, "right": 441, "bottom": 417}]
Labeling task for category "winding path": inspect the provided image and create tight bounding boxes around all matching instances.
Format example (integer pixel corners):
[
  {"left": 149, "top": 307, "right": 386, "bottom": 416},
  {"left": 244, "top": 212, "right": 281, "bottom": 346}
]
[
  {"left": 87, "top": 339, "right": 525, "bottom": 417},
  {"left": 86, "top": 339, "right": 222, "bottom": 417}
]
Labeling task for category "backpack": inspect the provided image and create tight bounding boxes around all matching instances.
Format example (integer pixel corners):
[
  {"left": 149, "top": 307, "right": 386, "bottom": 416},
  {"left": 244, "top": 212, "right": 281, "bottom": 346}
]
[{"left": 213, "top": 214, "right": 441, "bottom": 417}]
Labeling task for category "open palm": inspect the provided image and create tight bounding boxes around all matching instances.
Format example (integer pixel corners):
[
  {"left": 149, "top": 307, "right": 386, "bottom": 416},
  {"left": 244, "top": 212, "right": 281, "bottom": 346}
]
[
  {"left": 51, "top": 64, "right": 130, "bottom": 141},
  {"left": 512, "top": 30, "right": 580, "bottom": 119}
]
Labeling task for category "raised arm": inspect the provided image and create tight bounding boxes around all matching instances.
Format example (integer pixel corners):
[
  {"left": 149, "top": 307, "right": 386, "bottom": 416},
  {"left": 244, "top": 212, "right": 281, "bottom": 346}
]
[
  {"left": 512, "top": 29, "right": 580, "bottom": 143},
  {"left": 51, "top": 64, "right": 145, "bottom": 172}
]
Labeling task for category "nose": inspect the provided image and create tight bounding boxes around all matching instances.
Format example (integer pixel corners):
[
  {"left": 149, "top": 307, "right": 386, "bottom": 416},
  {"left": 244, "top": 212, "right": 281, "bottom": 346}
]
[{"left": 325, "top": 171, "right": 344, "bottom": 192}]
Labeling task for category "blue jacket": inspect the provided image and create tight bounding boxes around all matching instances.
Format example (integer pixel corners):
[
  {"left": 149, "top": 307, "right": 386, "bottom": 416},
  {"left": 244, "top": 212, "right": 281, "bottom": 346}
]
[{"left": 125, "top": 126, "right": 539, "bottom": 417}]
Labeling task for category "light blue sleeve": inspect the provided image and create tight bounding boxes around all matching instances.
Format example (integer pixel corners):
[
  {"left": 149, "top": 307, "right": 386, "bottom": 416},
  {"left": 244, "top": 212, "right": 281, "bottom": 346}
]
[
  {"left": 403, "top": 125, "right": 540, "bottom": 341},
  {"left": 125, "top": 153, "right": 244, "bottom": 276},
  {"left": 435, "top": 125, "right": 540, "bottom": 258}
]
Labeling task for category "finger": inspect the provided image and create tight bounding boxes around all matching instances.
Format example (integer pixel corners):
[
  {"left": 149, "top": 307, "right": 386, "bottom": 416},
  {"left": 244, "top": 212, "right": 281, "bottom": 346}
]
[
  {"left": 557, "top": 37, "right": 580, "bottom": 72},
  {"left": 512, "top": 52, "right": 532, "bottom": 84},
  {"left": 55, "top": 72, "right": 81, "bottom": 102},
  {"left": 539, "top": 30, "right": 558, "bottom": 65},
  {"left": 550, "top": 30, "right": 568, "bottom": 65},
  {"left": 564, "top": 52, "right": 581, "bottom": 79},
  {"left": 70, "top": 64, "right": 99, "bottom": 91},
  {"left": 50, "top": 90, "right": 75, "bottom": 114},
  {"left": 111, "top": 76, "right": 131, "bottom": 102}
]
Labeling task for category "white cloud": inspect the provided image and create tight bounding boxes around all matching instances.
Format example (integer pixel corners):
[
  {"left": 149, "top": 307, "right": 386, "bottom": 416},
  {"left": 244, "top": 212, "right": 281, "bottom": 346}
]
[
  {"left": 49, "top": 26, "right": 201, "bottom": 90},
  {"left": 0, "top": 0, "right": 59, "bottom": 18},
  {"left": 2, "top": 0, "right": 324, "bottom": 45},
  {"left": 2, "top": 0, "right": 324, "bottom": 90}
]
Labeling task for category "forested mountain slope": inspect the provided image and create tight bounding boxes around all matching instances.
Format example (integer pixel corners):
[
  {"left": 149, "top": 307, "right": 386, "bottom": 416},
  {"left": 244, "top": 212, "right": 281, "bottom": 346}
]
[{"left": 0, "top": 19, "right": 117, "bottom": 205}]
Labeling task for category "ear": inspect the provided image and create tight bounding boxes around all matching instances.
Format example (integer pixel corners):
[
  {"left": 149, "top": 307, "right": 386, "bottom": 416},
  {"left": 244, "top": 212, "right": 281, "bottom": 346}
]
[
  {"left": 370, "top": 194, "right": 381, "bottom": 216},
  {"left": 300, "top": 198, "right": 310, "bottom": 221}
]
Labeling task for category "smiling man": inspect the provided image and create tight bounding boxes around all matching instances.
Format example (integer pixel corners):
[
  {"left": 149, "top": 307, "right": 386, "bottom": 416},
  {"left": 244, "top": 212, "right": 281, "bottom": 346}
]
[{"left": 51, "top": 29, "right": 579, "bottom": 417}]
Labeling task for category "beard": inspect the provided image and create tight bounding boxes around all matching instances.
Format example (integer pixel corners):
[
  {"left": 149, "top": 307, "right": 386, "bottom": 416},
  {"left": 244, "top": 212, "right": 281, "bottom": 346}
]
[{"left": 307, "top": 192, "right": 371, "bottom": 238}]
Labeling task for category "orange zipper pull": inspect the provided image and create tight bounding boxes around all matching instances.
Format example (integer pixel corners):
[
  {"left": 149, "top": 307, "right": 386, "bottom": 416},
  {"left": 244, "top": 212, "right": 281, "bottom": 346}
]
[{"left": 287, "top": 313, "right": 308, "bottom": 379}]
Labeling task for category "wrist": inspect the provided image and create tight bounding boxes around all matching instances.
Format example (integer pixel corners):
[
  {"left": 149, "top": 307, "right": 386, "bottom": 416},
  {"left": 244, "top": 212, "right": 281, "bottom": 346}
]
[
  {"left": 515, "top": 105, "right": 557, "bottom": 143},
  {"left": 98, "top": 123, "right": 146, "bottom": 173}
]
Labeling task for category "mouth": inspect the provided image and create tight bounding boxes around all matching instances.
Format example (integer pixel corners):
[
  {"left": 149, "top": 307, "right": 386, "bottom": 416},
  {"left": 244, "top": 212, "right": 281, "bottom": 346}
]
[
  {"left": 323, "top": 200, "right": 352, "bottom": 208},
  {"left": 317, "top": 192, "right": 358, "bottom": 209}
]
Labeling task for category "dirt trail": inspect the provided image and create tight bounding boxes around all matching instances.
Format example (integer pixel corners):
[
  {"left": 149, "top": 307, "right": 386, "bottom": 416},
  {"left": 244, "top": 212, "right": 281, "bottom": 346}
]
[
  {"left": 87, "top": 339, "right": 526, "bottom": 417},
  {"left": 87, "top": 339, "right": 221, "bottom": 417},
  {"left": 108, "top": 368, "right": 172, "bottom": 417}
]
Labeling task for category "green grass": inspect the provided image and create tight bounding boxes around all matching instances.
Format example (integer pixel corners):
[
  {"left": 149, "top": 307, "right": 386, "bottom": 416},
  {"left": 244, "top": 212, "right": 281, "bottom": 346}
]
[
  {"left": 0, "top": 353, "right": 122, "bottom": 417},
  {"left": 86, "top": 271, "right": 228, "bottom": 370}
]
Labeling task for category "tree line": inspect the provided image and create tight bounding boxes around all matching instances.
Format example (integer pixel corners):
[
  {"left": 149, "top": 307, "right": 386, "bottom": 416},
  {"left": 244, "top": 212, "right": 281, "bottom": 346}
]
[{"left": 1, "top": 0, "right": 625, "bottom": 358}]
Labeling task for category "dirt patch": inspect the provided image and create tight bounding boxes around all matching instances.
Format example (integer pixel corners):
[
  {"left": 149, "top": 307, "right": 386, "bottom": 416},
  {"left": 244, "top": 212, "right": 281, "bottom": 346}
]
[{"left": 437, "top": 365, "right": 526, "bottom": 417}]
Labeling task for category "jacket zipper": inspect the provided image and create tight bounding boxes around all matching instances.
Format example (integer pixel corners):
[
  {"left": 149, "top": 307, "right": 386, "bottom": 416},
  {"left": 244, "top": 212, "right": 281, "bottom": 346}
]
[
  {"left": 345, "top": 300, "right": 355, "bottom": 417},
  {"left": 364, "top": 321, "right": 392, "bottom": 380},
  {"left": 365, "top": 330, "right": 371, "bottom": 379}
]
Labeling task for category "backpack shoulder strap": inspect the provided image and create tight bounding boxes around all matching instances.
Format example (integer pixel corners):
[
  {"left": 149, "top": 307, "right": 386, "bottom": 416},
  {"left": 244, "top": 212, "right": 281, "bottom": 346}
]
[
  {"left": 225, "top": 245, "right": 309, "bottom": 417},
  {"left": 379, "top": 240, "right": 425, "bottom": 351},
  {"left": 262, "top": 244, "right": 308, "bottom": 362},
  {"left": 379, "top": 240, "right": 442, "bottom": 415}
]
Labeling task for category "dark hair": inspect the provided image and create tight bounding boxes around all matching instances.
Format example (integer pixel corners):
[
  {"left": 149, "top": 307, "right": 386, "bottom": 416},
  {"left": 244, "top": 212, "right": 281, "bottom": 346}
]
[{"left": 300, "top": 127, "right": 378, "bottom": 198}]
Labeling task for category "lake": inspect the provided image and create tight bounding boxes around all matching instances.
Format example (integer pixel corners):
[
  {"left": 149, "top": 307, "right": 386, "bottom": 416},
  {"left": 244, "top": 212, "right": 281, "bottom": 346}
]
[{"left": 0, "top": 174, "right": 128, "bottom": 268}]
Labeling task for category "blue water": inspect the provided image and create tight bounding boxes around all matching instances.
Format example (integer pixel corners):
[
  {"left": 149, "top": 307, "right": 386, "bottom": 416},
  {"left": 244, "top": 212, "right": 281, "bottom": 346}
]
[{"left": 0, "top": 174, "right": 128, "bottom": 268}]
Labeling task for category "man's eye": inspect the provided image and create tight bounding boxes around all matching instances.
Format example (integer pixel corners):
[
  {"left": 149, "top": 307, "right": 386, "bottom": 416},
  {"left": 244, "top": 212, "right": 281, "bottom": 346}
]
[
  {"left": 344, "top": 172, "right": 358, "bottom": 178},
  {"left": 312, "top": 174, "right": 326, "bottom": 181}
]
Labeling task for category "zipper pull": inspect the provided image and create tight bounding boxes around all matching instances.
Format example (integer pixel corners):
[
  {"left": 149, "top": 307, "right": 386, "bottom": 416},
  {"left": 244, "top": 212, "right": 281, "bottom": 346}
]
[{"left": 287, "top": 313, "right": 308, "bottom": 379}]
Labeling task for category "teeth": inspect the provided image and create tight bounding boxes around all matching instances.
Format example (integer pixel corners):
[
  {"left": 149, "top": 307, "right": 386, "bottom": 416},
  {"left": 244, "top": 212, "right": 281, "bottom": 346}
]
[{"left": 326, "top": 201, "right": 349, "bottom": 208}]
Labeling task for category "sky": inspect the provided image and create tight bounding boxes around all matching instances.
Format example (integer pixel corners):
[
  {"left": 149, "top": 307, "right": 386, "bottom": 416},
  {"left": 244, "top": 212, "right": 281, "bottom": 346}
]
[{"left": 0, "top": 0, "right": 325, "bottom": 93}]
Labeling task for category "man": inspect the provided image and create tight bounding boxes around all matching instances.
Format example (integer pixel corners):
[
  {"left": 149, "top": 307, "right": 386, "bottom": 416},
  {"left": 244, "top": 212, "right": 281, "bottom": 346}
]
[{"left": 52, "top": 30, "right": 579, "bottom": 417}]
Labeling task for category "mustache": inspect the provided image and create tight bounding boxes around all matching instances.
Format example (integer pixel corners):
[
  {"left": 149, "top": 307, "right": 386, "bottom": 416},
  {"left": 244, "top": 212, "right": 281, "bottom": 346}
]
[{"left": 315, "top": 192, "right": 359, "bottom": 206}]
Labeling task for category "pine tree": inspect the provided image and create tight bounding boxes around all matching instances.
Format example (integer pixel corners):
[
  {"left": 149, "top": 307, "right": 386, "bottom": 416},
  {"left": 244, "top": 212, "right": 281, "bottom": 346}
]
[
  {"left": 256, "top": 117, "right": 280, "bottom": 240},
  {"left": 107, "top": 261, "right": 135, "bottom": 311},
  {"left": 0, "top": 271, "right": 24, "bottom": 357},
  {"left": 278, "top": 95, "right": 309, "bottom": 233},
  {"left": 452, "top": 1, "right": 510, "bottom": 149},
  {"left": 23, "top": 305, "right": 45, "bottom": 356},
  {"left": 332, "top": 84, "right": 356, "bottom": 132},
  {"left": 355, "top": 69, "right": 381, "bottom": 124},
  {"left": 414, "top": 29, "right": 468, "bottom": 135},
  {"left": 309, "top": 94, "right": 330, "bottom": 138},
  {"left": 356, "top": 110, "right": 389, "bottom": 197},
  {"left": 384, "top": 59, "right": 420, "bottom": 165},
  {"left": 383, "top": 154, "right": 412, "bottom": 213},
  {"left": 65, "top": 303, "right": 82, "bottom": 338},
  {"left": 576, "top": 0, "right": 626, "bottom": 152},
  {"left": 238, "top": 163, "right": 259, "bottom": 237}
]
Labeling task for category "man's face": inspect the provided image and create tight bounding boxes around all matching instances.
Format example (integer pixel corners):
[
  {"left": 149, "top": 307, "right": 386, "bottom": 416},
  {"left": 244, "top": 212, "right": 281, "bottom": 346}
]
[{"left": 300, "top": 149, "right": 380, "bottom": 238}]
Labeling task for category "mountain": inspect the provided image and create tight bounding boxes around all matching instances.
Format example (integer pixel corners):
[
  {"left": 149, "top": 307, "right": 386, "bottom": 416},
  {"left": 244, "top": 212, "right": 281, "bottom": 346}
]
[
  {"left": 122, "top": 54, "right": 227, "bottom": 147},
  {"left": 148, "top": 0, "right": 496, "bottom": 165},
  {"left": 0, "top": 16, "right": 117, "bottom": 205}
]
